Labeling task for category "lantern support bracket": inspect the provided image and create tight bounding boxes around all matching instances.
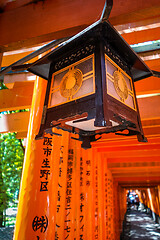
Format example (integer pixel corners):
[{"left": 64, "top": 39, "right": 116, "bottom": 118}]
[
  {"left": 115, "top": 131, "right": 148, "bottom": 142},
  {"left": 113, "top": 114, "right": 136, "bottom": 128},
  {"left": 71, "top": 135, "right": 102, "bottom": 149},
  {"left": 44, "top": 128, "right": 62, "bottom": 137}
]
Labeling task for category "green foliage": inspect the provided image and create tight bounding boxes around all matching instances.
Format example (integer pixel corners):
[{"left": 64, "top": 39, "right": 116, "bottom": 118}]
[
  {"left": 0, "top": 133, "right": 24, "bottom": 212},
  {"left": 0, "top": 82, "right": 8, "bottom": 90},
  {"left": 0, "top": 108, "right": 30, "bottom": 117}
]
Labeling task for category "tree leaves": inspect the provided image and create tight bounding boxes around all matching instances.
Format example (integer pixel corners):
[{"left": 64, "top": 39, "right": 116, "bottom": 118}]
[{"left": 0, "top": 132, "right": 24, "bottom": 223}]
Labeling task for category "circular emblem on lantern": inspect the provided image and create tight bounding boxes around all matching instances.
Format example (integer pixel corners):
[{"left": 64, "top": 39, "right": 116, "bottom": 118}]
[
  {"left": 113, "top": 70, "right": 128, "bottom": 101},
  {"left": 60, "top": 68, "right": 83, "bottom": 98}
]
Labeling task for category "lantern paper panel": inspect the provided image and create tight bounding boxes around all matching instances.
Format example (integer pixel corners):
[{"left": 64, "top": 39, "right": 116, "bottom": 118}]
[
  {"left": 105, "top": 54, "right": 136, "bottom": 111},
  {"left": 49, "top": 55, "right": 95, "bottom": 107}
]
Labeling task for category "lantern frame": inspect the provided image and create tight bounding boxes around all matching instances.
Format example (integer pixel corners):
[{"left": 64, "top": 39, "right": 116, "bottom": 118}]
[{"left": 28, "top": 21, "right": 152, "bottom": 148}]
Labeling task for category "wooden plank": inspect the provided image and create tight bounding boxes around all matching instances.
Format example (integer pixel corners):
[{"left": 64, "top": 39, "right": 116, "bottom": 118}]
[
  {"left": 97, "top": 143, "right": 160, "bottom": 153},
  {"left": 115, "top": 176, "right": 160, "bottom": 183},
  {"left": 110, "top": 3, "right": 160, "bottom": 26},
  {"left": 142, "top": 125, "right": 160, "bottom": 137},
  {"left": 1, "top": 0, "right": 36, "bottom": 12},
  {"left": 98, "top": 142, "right": 160, "bottom": 158},
  {"left": 4, "top": 72, "right": 36, "bottom": 85},
  {"left": 135, "top": 76, "right": 160, "bottom": 95},
  {"left": 0, "top": 81, "right": 34, "bottom": 111},
  {"left": 1, "top": 50, "right": 39, "bottom": 67},
  {"left": 112, "top": 171, "right": 160, "bottom": 178},
  {"left": 107, "top": 156, "right": 160, "bottom": 164},
  {"left": 138, "top": 96, "right": 160, "bottom": 120},
  {"left": 94, "top": 136, "right": 160, "bottom": 148},
  {"left": 109, "top": 167, "right": 160, "bottom": 174},
  {"left": 101, "top": 149, "right": 160, "bottom": 158},
  {"left": 0, "top": 0, "right": 160, "bottom": 51},
  {"left": 115, "top": 17, "right": 160, "bottom": 33},
  {"left": 0, "top": 111, "right": 30, "bottom": 133},
  {"left": 121, "top": 27, "right": 160, "bottom": 45},
  {"left": 145, "top": 59, "right": 160, "bottom": 70},
  {"left": 16, "top": 131, "right": 28, "bottom": 139},
  {"left": 0, "top": 0, "right": 105, "bottom": 51},
  {"left": 0, "top": 53, "right": 2, "bottom": 67}
]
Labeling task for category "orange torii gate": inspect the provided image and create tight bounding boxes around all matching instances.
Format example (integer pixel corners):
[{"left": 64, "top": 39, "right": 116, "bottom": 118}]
[{"left": 0, "top": 0, "right": 160, "bottom": 239}]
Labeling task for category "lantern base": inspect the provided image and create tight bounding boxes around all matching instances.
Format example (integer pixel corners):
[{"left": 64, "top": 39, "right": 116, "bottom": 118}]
[
  {"left": 35, "top": 113, "right": 147, "bottom": 149},
  {"left": 65, "top": 118, "right": 107, "bottom": 131}
]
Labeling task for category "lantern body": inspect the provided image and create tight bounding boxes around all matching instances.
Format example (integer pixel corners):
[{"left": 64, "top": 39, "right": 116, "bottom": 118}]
[{"left": 28, "top": 22, "right": 152, "bottom": 148}]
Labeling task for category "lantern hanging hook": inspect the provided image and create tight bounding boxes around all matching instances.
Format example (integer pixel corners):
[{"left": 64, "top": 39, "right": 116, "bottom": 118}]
[{"left": 100, "top": 0, "right": 113, "bottom": 22}]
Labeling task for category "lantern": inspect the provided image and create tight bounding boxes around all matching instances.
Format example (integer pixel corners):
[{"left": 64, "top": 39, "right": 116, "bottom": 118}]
[{"left": 28, "top": 21, "right": 152, "bottom": 149}]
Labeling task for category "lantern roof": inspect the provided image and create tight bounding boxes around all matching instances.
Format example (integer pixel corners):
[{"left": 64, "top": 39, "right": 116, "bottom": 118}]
[{"left": 28, "top": 21, "right": 152, "bottom": 82}]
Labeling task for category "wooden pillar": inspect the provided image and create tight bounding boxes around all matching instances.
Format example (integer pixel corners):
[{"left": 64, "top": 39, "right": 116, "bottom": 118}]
[
  {"left": 13, "top": 77, "right": 48, "bottom": 239},
  {"left": 113, "top": 181, "right": 121, "bottom": 240},
  {"left": 13, "top": 75, "right": 118, "bottom": 239},
  {"left": 0, "top": 52, "right": 3, "bottom": 227},
  {"left": 0, "top": 53, "right": 2, "bottom": 67}
]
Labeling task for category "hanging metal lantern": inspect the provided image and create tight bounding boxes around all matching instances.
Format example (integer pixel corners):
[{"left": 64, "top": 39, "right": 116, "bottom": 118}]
[{"left": 28, "top": 21, "right": 152, "bottom": 149}]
